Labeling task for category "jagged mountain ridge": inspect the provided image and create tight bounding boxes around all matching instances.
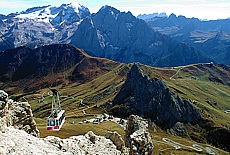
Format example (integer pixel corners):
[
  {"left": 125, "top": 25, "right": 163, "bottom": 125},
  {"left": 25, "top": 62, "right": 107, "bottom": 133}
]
[
  {"left": 143, "top": 14, "right": 230, "bottom": 65},
  {"left": 137, "top": 12, "right": 168, "bottom": 20},
  {"left": 1, "top": 4, "right": 212, "bottom": 67},
  {"left": 110, "top": 62, "right": 230, "bottom": 150},
  {"left": 2, "top": 3, "right": 90, "bottom": 24},
  {"left": 71, "top": 6, "right": 211, "bottom": 67},
  {"left": 112, "top": 63, "right": 201, "bottom": 128}
]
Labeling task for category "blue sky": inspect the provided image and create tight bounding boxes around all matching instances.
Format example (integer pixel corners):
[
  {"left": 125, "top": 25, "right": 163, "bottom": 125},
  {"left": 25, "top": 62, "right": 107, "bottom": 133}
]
[{"left": 0, "top": 0, "right": 229, "bottom": 20}]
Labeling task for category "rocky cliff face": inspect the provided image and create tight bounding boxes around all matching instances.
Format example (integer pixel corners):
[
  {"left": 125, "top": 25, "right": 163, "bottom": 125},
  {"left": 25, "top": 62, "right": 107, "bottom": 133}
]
[
  {"left": 44, "top": 131, "right": 123, "bottom": 155},
  {"left": 105, "top": 131, "right": 125, "bottom": 151},
  {"left": 71, "top": 6, "right": 211, "bottom": 67},
  {"left": 113, "top": 63, "right": 201, "bottom": 128},
  {"left": 0, "top": 90, "right": 39, "bottom": 137}
]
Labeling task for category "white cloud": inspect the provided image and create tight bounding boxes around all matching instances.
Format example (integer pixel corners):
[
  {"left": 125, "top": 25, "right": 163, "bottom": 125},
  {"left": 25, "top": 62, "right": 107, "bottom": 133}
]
[
  {"left": 0, "top": 0, "right": 31, "bottom": 9},
  {"left": 118, "top": 1, "right": 230, "bottom": 20},
  {"left": 0, "top": 0, "right": 80, "bottom": 14}
]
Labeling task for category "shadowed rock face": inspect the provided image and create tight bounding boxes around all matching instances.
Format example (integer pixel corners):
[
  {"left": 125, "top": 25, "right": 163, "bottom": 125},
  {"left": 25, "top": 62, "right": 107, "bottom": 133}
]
[
  {"left": 113, "top": 63, "right": 201, "bottom": 128},
  {"left": 70, "top": 6, "right": 211, "bottom": 67},
  {"left": 0, "top": 44, "right": 120, "bottom": 93},
  {"left": 0, "top": 44, "right": 85, "bottom": 82}
]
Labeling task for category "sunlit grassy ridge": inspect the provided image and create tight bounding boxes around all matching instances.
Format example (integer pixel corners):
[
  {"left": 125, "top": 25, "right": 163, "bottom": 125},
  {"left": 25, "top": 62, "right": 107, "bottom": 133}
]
[{"left": 141, "top": 63, "right": 230, "bottom": 129}]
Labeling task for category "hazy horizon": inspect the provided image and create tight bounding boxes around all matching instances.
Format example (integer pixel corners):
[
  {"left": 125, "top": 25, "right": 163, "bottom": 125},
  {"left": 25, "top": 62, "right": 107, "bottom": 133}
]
[{"left": 0, "top": 0, "right": 229, "bottom": 20}]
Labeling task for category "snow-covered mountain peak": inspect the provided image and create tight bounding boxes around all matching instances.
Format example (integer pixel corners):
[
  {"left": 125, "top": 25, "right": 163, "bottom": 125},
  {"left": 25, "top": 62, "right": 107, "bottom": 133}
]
[
  {"left": 59, "top": 3, "right": 78, "bottom": 13},
  {"left": 59, "top": 3, "right": 89, "bottom": 13},
  {"left": 21, "top": 5, "right": 51, "bottom": 14},
  {"left": 15, "top": 5, "right": 57, "bottom": 22},
  {"left": 14, "top": 3, "right": 90, "bottom": 23}
]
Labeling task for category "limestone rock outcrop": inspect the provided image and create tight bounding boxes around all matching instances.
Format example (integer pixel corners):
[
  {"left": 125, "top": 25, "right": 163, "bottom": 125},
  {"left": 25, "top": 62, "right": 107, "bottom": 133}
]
[
  {"left": 0, "top": 127, "right": 122, "bottom": 155},
  {"left": 0, "top": 90, "right": 39, "bottom": 137},
  {"left": 44, "top": 131, "right": 121, "bottom": 154},
  {"left": 106, "top": 131, "right": 125, "bottom": 151},
  {"left": 0, "top": 90, "right": 8, "bottom": 103},
  {"left": 125, "top": 115, "right": 154, "bottom": 155},
  {"left": 0, "top": 127, "right": 62, "bottom": 155},
  {"left": 113, "top": 63, "right": 201, "bottom": 129},
  {"left": 0, "top": 90, "right": 8, "bottom": 116}
]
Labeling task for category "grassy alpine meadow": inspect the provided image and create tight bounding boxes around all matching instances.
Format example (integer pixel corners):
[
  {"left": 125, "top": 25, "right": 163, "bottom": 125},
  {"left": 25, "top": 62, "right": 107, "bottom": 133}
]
[{"left": 35, "top": 116, "right": 125, "bottom": 139}]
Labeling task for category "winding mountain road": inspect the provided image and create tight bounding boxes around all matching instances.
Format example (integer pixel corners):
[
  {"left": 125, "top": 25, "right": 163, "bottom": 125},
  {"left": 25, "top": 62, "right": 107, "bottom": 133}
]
[
  {"left": 153, "top": 138, "right": 219, "bottom": 154},
  {"left": 169, "top": 62, "right": 214, "bottom": 80},
  {"left": 170, "top": 68, "right": 182, "bottom": 80},
  {"left": 78, "top": 99, "right": 96, "bottom": 116}
]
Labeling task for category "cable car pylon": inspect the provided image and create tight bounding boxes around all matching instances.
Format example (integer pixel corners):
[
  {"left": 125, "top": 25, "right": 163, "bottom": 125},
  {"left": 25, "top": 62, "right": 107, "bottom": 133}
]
[{"left": 46, "top": 88, "right": 65, "bottom": 131}]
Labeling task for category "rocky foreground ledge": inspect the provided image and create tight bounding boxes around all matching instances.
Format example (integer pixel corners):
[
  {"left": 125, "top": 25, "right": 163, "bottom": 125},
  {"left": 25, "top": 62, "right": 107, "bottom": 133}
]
[
  {"left": 0, "top": 90, "right": 39, "bottom": 137},
  {"left": 0, "top": 90, "right": 154, "bottom": 155}
]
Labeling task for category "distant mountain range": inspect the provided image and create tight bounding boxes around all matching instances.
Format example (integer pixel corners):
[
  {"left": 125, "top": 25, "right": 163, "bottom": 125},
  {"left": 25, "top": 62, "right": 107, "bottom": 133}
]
[
  {"left": 137, "top": 12, "right": 167, "bottom": 20},
  {"left": 142, "top": 14, "right": 230, "bottom": 65},
  {"left": 0, "top": 4, "right": 213, "bottom": 67}
]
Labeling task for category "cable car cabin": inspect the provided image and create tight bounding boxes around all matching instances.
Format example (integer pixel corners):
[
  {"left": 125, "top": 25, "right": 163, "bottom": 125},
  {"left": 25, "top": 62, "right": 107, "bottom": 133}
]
[
  {"left": 47, "top": 110, "right": 65, "bottom": 131},
  {"left": 46, "top": 88, "right": 65, "bottom": 131}
]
